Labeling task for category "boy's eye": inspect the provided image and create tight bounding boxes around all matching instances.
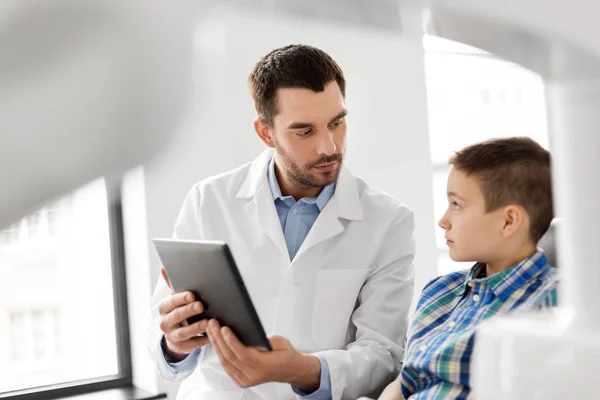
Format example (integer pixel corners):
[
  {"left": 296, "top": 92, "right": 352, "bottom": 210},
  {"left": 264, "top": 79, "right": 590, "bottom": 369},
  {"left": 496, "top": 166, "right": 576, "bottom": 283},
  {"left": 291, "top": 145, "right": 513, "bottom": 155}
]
[{"left": 451, "top": 201, "right": 461, "bottom": 210}]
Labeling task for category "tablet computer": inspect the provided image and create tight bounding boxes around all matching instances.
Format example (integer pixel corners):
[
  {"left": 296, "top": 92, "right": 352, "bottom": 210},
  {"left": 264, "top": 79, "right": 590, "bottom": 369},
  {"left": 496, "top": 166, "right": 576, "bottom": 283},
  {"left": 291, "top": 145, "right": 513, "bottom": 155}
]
[{"left": 153, "top": 238, "right": 272, "bottom": 351}]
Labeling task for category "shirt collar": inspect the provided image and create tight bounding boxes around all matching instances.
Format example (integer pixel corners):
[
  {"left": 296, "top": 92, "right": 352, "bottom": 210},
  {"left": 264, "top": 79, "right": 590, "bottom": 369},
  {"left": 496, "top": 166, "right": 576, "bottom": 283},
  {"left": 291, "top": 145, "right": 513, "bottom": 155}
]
[
  {"left": 268, "top": 156, "right": 284, "bottom": 200},
  {"left": 267, "top": 156, "right": 336, "bottom": 211},
  {"left": 463, "top": 250, "right": 551, "bottom": 301}
]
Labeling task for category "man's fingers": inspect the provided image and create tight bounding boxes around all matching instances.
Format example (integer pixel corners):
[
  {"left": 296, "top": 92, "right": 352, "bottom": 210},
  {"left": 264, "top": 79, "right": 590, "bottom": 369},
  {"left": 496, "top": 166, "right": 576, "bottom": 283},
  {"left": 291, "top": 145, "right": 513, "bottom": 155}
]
[
  {"left": 207, "top": 320, "right": 226, "bottom": 359},
  {"left": 208, "top": 320, "right": 239, "bottom": 363},
  {"left": 267, "top": 335, "right": 291, "bottom": 350},
  {"left": 187, "top": 336, "right": 210, "bottom": 348},
  {"left": 171, "top": 319, "right": 208, "bottom": 342},
  {"left": 222, "top": 326, "right": 255, "bottom": 361},
  {"left": 158, "top": 291, "right": 195, "bottom": 316},
  {"left": 169, "top": 300, "right": 204, "bottom": 326},
  {"left": 160, "top": 268, "right": 173, "bottom": 292},
  {"left": 160, "top": 301, "right": 204, "bottom": 333},
  {"left": 166, "top": 335, "right": 210, "bottom": 354},
  {"left": 207, "top": 321, "right": 246, "bottom": 385}
]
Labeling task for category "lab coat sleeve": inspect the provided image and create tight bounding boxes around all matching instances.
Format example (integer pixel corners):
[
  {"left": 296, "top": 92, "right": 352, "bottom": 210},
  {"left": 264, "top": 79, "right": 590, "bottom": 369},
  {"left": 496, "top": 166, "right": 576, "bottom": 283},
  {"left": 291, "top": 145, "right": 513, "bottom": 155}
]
[
  {"left": 314, "top": 209, "right": 415, "bottom": 400},
  {"left": 147, "top": 185, "right": 208, "bottom": 381}
]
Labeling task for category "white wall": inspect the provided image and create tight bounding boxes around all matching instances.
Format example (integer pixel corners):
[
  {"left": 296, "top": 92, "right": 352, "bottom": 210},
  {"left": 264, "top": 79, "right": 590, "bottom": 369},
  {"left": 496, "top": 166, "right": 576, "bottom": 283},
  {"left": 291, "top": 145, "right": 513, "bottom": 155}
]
[{"left": 130, "top": 4, "right": 438, "bottom": 397}]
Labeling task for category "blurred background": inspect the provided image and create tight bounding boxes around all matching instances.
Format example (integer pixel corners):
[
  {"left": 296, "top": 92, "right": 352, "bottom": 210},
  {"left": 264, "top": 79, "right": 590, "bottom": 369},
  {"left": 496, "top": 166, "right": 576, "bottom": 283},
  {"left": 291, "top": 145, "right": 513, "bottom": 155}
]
[{"left": 0, "top": 1, "right": 550, "bottom": 399}]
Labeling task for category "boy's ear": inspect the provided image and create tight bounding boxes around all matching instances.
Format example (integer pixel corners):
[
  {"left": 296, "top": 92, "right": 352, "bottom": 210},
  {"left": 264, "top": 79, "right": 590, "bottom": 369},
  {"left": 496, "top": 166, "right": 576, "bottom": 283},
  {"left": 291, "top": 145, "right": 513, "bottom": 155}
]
[{"left": 501, "top": 205, "right": 527, "bottom": 238}]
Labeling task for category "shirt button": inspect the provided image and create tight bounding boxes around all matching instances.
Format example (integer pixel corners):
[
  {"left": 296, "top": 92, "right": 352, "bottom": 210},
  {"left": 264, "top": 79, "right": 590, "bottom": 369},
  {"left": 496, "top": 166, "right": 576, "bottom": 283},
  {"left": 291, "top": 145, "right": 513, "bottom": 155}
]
[
  {"left": 448, "top": 321, "right": 456, "bottom": 328},
  {"left": 420, "top": 344, "right": 427, "bottom": 352},
  {"left": 292, "top": 208, "right": 298, "bottom": 214},
  {"left": 419, "top": 372, "right": 427, "bottom": 379},
  {"left": 473, "top": 294, "right": 480, "bottom": 302}
]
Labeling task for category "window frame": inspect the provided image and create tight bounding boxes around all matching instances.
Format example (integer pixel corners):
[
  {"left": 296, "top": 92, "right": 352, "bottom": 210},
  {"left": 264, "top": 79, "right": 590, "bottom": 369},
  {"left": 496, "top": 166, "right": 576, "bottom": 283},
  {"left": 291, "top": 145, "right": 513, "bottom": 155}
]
[{"left": 0, "top": 180, "right": 133, "bottom": 400}]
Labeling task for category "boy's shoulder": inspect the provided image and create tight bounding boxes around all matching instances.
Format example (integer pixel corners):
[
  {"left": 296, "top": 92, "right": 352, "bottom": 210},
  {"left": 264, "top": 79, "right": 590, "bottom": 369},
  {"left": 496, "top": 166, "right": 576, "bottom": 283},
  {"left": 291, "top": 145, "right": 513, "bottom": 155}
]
[
  {"left": 416, "top": 269, "right": 471, "bottom": 311},
  {"left": 531, "top": 267, "right": 559, "bottom": 308},
  {"left": 423, "top": 270, "right": 470, "bottom": 293}
]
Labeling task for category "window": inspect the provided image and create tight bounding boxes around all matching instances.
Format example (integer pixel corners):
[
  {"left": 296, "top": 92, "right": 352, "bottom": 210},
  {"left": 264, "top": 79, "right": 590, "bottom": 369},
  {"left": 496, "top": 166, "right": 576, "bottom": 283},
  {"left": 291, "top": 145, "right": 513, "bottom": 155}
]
[
  {"left": 8, "top": 309, "right": 61, "bottom": 365},
  {"left": 423, "top": 36, "right": 550, "bottom": 275},
  {"left": 9, "top": 313, "right": 26, "bottom": 363},
  {"left": 0, "top": 178, "right": 131, "bottom": 399}
]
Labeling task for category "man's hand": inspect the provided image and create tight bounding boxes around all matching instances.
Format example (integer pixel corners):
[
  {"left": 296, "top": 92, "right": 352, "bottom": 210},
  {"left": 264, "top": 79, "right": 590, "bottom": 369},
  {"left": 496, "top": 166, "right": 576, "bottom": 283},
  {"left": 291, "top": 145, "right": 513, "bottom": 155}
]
[
  {"left": 206, "top": 319, "right": 321, "bottom": 392},
  {"left": 158, "top": 268, "right": 209, "bottom": 362}
]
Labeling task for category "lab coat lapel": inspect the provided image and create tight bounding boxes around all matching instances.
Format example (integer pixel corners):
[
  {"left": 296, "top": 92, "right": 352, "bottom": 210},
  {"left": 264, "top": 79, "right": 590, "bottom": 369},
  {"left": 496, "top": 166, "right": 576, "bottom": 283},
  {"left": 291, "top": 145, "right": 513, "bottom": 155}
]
[
  {"left": 237, "top": 149, "right": 290, "bottom": 263},
  {"left": 293, "top": 166, "right": 363, "bottom": 260}
]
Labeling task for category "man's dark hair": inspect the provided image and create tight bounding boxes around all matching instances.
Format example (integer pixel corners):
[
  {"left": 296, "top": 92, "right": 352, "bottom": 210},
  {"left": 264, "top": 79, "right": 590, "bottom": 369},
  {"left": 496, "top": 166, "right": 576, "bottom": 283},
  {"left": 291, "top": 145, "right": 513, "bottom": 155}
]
[{"left": 248, "top": 44, "right": 346, "bottom": 126}]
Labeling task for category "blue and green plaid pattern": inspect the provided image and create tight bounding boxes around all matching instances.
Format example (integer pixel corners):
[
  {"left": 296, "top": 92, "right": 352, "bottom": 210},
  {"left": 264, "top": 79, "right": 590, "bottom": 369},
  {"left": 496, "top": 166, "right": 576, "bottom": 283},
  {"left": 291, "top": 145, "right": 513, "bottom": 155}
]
[{"left": 401, "top": 250, "right": 558, "bottom": 399}]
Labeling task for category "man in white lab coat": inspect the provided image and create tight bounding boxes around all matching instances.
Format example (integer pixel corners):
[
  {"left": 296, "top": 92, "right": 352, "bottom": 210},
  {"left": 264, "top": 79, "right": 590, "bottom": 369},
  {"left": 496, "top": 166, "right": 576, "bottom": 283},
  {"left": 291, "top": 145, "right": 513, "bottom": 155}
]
[{"left": 147, "top": 44, "right": 416, "bottom": 400}]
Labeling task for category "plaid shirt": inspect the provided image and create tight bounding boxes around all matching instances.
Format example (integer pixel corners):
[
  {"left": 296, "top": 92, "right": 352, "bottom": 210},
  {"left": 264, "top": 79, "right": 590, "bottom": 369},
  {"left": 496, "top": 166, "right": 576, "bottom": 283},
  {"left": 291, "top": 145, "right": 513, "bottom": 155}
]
[{"left": 401, "top": 250, "right": 558, "bottom": 400}]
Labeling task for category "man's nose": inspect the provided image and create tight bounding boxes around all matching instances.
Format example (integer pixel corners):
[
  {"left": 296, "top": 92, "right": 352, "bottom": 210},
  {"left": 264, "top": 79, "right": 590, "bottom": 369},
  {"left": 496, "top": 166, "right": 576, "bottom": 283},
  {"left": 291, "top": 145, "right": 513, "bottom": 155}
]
[{"left": 316, "top": 129, "right": 336, "bottom": 156}]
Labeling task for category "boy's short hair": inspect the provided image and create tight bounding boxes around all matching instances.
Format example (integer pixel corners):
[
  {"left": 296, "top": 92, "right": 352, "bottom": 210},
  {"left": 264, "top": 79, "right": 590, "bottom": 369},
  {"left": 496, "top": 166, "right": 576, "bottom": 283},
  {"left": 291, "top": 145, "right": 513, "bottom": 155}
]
[
  {"left": 450, "top": 137, "right": 553, "bottom": 243},
  {"left": 248, "top": 44, "right": 346, "bottom": 127}
]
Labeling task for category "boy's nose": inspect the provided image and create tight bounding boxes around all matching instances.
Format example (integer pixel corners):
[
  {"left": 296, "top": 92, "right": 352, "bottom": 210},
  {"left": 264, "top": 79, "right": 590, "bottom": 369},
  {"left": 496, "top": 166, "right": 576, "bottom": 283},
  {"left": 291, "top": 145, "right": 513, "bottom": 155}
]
[{"left": 439, "top": 213, "right": 450, "bottom": 231}]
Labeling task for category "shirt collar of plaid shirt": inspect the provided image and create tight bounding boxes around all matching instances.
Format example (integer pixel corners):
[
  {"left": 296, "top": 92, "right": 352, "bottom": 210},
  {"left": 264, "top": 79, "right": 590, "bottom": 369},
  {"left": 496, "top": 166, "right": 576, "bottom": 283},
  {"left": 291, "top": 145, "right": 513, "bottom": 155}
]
[{"left": 462, "top": 250, "right": 550, "bottom": 302}]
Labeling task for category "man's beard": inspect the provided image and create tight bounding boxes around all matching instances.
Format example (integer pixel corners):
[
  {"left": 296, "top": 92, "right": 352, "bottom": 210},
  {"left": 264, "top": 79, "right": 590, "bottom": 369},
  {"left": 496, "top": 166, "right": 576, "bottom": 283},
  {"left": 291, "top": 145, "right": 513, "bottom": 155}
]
[{"left": 274, "top": 142, "right": 344, "bottom": 188}]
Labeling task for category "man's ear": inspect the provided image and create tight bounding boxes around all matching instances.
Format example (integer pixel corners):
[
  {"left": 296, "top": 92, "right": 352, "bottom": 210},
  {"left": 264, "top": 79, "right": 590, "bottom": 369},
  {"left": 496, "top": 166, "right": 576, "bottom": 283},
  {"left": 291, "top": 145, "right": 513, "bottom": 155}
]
[
  {"left": 254, "top": 118, "right": 275, "bottom": 148},
  {"left": 501, "top": 205, "right": 527, "bottom": 238}
]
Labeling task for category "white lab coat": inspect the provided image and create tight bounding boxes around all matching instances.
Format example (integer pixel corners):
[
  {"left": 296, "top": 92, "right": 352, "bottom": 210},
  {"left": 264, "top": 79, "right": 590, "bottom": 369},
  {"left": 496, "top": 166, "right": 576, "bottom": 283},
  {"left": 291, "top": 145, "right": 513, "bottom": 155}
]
[{"left": 147, "top": 149, "right": 415, "bottom": 400}]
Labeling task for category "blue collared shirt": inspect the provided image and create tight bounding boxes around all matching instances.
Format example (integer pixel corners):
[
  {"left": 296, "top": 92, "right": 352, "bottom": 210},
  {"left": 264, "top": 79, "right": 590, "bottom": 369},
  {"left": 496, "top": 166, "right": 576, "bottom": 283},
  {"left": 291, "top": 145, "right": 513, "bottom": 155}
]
[
  {"left": 268, "top": 157, "right": 335, "bottom": 399},
  {"left": 267, "top": 155, "right": 336, "bottom": 261},
  {"left": 162, "top": 156, "right": 336, "bottom": 399}
]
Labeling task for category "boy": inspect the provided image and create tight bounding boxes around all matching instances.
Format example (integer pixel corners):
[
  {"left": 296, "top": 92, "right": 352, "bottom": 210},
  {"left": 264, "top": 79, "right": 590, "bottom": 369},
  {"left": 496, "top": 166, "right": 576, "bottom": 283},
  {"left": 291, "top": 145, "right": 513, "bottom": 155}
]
[{"left": 374, "top": 137, "right": 558, "bottom": 400}]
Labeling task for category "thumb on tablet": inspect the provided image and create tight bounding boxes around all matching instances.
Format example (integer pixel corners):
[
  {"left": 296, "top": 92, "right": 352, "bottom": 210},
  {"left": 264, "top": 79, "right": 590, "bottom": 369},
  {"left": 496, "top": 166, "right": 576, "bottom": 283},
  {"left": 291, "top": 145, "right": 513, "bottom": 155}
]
[
  {"left": 267, "top": 335, "right": 293, "bottom": 351},
  {"left": 160, "top": 267, "right": 174, "bottom": 293}
]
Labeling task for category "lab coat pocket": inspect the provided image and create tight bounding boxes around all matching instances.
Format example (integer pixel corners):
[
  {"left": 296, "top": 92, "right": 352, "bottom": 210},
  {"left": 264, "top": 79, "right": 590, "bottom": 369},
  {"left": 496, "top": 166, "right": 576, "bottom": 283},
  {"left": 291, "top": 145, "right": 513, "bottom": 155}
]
[{"left": 313, "top": 269, "right": 369, "bottom": 349}]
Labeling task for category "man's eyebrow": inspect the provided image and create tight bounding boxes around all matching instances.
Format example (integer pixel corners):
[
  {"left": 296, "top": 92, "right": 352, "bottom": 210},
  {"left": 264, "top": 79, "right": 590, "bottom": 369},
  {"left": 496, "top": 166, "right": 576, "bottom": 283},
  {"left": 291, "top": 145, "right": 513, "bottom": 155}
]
[
  {"left": 286, "top": 121, "right": 313, "bottom": 130},
  {"left": 285, "top": 109, "right": 348, "bottom": 130},
  {"left": 328, "top": 109, "right": 348, "bottom": 124}
]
